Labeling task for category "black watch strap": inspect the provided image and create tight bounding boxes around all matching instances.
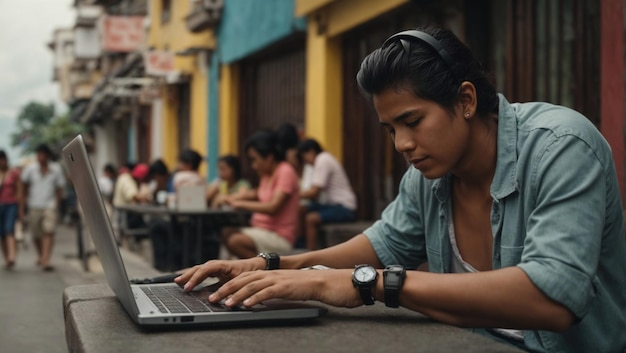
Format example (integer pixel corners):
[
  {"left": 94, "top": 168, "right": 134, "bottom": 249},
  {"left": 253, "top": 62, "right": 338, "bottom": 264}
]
[
  {"left": 358, "top": 286, "right": 376, "bottom": 305},
  {"left": 383, "top": 265, "right": 406, "bottom": 308},
  {"left": 257, "top": 252, "right": 280, "bottom": 270}
]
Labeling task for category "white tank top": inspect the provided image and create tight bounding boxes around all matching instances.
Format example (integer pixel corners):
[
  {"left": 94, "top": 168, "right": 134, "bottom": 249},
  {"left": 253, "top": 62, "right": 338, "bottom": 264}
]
[{"left": 448, "top": 218, "right": 524, "bottom": 341}]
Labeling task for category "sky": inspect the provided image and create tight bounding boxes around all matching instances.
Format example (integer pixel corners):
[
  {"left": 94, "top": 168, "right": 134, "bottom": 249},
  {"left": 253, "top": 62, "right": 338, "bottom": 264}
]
[{"left": 0, "top": 0, "right": 75, "bottom": 164}]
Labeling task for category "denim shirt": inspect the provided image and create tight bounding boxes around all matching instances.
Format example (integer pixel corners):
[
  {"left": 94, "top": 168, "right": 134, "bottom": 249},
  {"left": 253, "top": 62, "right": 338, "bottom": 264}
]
[{"left": 364, "top": 95, "right": 626, "bottom": 353}]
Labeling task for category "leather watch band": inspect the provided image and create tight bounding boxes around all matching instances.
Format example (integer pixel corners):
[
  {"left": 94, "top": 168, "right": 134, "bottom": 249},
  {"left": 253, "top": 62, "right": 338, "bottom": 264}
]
[{"left": 358, "top": 286, "right": 376, "bottom": 305}]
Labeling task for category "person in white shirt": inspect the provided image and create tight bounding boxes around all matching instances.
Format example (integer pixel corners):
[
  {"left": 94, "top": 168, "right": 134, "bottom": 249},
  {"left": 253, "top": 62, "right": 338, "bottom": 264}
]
[
  {"left": 172, "top": 149, "right": 205, "bottom": 191},
  {"left": 298, "top": 139, "right": 357, "bottom": 250},
  {"left": 97, "top": 163, "right": 116, "bottom": 203},
  {"left": 21, "top": 144, "right": 66, "bottom": 271}
]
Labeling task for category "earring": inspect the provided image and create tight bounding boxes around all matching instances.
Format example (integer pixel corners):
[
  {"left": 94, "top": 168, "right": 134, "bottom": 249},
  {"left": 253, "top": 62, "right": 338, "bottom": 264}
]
[{"left": 465, "top": 111, "right": 471, "bottom": 118}]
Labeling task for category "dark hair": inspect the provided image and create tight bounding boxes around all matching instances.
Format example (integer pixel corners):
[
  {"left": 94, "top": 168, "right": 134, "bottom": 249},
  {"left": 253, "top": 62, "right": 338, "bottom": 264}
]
[
  {"left": 123, "top": 162, "right": 135, "bottom": 171},
  {"left": 148, "top": 159, "right": 169, "bottom": 177},
  {"left": 178, "top": 149, "right": 203, "bottom": 170},
  {"left": 35, "top": 144, "right": 53, "bottom": 158},
  {"left": 0, "top": 150, "right": 7, "bottom": 160},
  {"left": 276, "top": 123, "right": 300, "bottom": 150},
  {"left": 103, "top": 163, "right": 116, "bottom": 175},
  {"left": 297, "top": 138, "right": 323, "bottom": 156},
  {"left": 244, "top": 129, "right": 285, "bottom": 162},
  {"left": 219, "top": 154, "right": 243, "bottom": 181},
  {"left": 356, "top": 27, "right": 498, "bottom": 117}
]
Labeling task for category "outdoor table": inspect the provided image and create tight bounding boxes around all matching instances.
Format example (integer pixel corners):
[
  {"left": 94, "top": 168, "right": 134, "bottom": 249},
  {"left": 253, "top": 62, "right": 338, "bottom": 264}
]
[{"left": 116, "top": 204, "right": 250, "bottom": 270}]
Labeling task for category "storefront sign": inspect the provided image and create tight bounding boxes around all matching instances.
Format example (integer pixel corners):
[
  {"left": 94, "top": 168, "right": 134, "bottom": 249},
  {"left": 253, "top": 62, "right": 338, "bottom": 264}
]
[
  {"left": 101, "top": 15, "right": 144, "bottom": 52},
  {"left": 144, "top": 51, "right": 176, "bottom": 76}
]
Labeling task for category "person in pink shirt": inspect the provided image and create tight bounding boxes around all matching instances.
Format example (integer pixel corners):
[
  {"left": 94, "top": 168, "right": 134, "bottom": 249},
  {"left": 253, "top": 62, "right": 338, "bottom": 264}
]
[
  {"left": 0, "top": 150, "right": 22, "bottom": 270},
  {"left": 222, "top": 129, "right": 300, "bottom": 258}
]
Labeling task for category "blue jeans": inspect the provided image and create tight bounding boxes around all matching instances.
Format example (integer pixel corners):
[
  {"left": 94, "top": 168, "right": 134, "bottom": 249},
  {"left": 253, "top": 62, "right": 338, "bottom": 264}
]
[
  {"left": 0, "top": 203, "right": 18, "bottom": 238},
  {"left": 306, "top": 203, "right": 356, "bottom": 223}
]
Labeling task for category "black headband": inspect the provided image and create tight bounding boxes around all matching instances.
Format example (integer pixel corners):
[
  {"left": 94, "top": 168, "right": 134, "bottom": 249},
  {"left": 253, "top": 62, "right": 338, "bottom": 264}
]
[{"left": 382, "top": 30, "right": 461, "bottom": 82}]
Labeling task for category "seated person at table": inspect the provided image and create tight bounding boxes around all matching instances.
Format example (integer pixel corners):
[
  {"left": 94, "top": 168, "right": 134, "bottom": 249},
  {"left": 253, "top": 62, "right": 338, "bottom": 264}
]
[
  {"left": 146, "top": 159, "right": 178, "bottom": 271},
  {"left": 176, "top": 27, "right": 626, "bottom": 353},
  {"left": 150, "top": 155, "right": 211, "bottom": 270},
  {"left": 207, "top": 154, "right": 251, "bottom": 208},
  {"left": 97, "top": 163, "right": 116, "bottom": 221},
  {"left": 147, "top": 159, "right": 173, "bottom": 200},
  {"left": 298, "top": 138, "right": 357, "bottom": 250},
  {"left": 220, "top": 129, "right": 300, "bottom": 258},
  {"left": 172, "top": 149, "right": 205, "bottom": 191},
  {"left": 112, "top": 163, "right": 150, "bottom": 231},
  {"left": 276, "top": 122, "right": 314, "bottom": 199}
]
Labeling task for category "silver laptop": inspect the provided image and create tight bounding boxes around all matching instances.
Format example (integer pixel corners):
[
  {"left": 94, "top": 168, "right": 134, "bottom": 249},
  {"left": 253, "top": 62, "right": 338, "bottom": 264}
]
[
  {"left": 62, "top": 134, "right": 326, "bottom": 327},
  {"left": 177, "top": 185, "right": 207, "bottom": 212}
]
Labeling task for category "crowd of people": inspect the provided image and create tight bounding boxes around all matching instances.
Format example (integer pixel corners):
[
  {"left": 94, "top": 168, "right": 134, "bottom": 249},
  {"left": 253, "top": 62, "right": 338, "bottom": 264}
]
[
  {"left": 0, "top": 126, "right": 357, "bottom": 272},
  {"left": 83, "top": 123, "right": 358, "bottom": 271}
]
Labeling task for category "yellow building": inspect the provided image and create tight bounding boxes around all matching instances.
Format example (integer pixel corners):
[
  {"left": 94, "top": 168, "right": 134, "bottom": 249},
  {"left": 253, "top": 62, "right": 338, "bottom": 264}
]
[
  {"left": 297, "top": 0, "right": 409, "bottom": 160},
  {"left": 147, "top": 0, "right": 216, "bottom": 174}
]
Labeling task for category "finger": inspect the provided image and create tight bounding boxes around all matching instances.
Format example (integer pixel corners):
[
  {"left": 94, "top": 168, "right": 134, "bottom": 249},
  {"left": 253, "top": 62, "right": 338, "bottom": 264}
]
[
  {"left": 228, "top": 272, "right": 288, "bottom": 307},
  {"left": 237, "top": 275, "right": 295, "bottom": 308},
  {"left": 240, "top": 285, "right": 285, "bottom": 307},
  {"left": 209, "top": 270, "right": 264, "bottom": 305},
  {"left": 177, "top": 262, "right": 217, "bottom": 291},
  {"left": 174, "top": 266, "right": 199, "bottom": 287}
]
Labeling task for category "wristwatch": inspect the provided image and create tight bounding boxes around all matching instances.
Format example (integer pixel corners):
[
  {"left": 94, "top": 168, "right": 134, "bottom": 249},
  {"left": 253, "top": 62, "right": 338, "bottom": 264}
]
[
  {"left": 352, "top": 264, "right": 378, "bottom": 305},
  {"left": 257, "top": 252, "right": 280, "bottom": 270},
  {"left": 383, "top": 265, "right": 406, "bottom": 308}
]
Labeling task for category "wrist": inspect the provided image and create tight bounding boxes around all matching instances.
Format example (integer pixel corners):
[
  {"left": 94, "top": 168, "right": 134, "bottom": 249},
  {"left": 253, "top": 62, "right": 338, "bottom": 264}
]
[
  {"left": 374, "top": 273, "right": 384, "bottom": 301},
  {"left": 254, "top": 256, "right": 266, "bottom": 270},
  {"left": 257, "top": 252, "right": 280, "bottom": 270}
]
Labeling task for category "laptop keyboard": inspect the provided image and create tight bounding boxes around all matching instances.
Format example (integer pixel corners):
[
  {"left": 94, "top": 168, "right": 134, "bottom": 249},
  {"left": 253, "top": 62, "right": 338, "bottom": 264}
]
[{"left": 140, "top": 286, "right": 232, "bottom": 313}]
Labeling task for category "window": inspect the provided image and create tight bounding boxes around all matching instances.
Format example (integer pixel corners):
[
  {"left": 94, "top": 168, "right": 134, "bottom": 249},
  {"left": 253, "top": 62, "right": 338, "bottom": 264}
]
[{"left": 161, "top": 0, "right": 171, "bottom": 23}]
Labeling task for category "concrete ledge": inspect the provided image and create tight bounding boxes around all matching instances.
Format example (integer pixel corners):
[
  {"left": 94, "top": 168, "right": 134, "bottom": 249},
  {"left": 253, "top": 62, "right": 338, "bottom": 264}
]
[{"left": 63, "top": 282, "right": 525, "bottom": 353}]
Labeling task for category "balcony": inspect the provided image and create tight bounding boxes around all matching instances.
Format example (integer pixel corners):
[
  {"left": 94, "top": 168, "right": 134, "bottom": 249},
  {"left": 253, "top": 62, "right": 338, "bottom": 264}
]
[{"left": 185, "top": 0, "right": 222, "bottom": 33}]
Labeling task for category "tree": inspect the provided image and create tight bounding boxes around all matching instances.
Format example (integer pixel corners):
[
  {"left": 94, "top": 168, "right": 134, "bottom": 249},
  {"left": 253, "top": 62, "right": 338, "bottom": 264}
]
[
  {"left": 43, "top": 113, "right": 86, "bottom": 153},
  {"left": 11, "top": 101, "right": 85, "bottom": 156},
  {"left": 11, "top": 101, "right": 55, "bottom": 153}
]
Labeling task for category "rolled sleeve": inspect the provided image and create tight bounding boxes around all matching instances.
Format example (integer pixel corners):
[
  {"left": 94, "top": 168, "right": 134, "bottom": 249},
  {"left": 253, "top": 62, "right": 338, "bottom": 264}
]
[
  {"left": 517, "top": 134, "right": 606, "bottom": 319},
  {"left": 363, "top": 168, "right": 428, "bottom": 269}
]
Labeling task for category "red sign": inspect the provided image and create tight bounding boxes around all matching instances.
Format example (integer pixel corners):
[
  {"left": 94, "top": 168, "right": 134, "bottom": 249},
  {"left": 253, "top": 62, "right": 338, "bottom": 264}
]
[
  {"left": 101, "top": 16, "right": 144, "bottom": 52},
  {"left": 144, "top": 51, "right": 176, "bottom": 76}
]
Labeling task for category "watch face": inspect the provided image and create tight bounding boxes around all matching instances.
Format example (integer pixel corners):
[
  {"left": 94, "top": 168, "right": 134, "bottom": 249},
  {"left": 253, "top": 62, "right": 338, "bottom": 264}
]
[{"left": 354, "top": 266, "right": 377, "bottom": 282}]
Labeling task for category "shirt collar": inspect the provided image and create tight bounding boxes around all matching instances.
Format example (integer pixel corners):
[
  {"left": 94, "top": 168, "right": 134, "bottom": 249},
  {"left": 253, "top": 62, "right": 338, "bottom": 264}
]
[{"left": 490, "top": 94, "right": 519, "bottom": 200}]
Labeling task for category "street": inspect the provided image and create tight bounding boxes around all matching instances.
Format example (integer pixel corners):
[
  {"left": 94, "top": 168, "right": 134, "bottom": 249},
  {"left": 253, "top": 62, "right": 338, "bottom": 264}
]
[{"left": 0, "top": 222, "right": 148, "bottom": 353}]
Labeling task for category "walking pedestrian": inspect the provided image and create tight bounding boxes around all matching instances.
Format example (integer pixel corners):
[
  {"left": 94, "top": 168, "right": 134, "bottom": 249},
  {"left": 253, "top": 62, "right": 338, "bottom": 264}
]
[
  {"left": 0, "top": 150, "right": 22, "bottom": 270},
  {"left": 21, "top": 144, "right": 66, "bottom": 271}
]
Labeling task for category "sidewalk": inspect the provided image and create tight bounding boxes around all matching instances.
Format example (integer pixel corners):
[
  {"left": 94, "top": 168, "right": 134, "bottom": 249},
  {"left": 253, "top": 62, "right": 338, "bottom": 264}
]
[{"left": 0, "top": 222, "right": 157, "bottom": 353}]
